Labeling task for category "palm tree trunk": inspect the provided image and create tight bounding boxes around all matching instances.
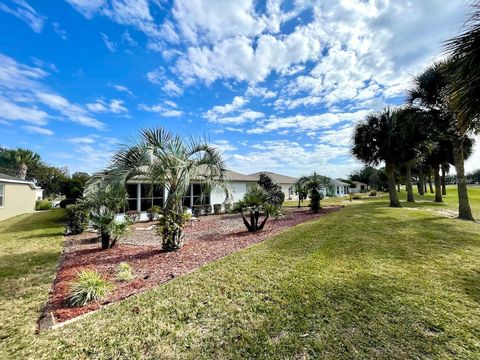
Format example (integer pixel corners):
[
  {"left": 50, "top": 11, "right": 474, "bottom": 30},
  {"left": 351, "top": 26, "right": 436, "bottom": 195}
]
[
  {"left": 405, "top": 163, "right": 414, "bottom": 202},
  {"left": 433, "top": 165, "right": 442, "bottom": 203},
  {"left": 385, "top": 162, "right": 401, "bottom": 207},
  {"left": 453, "top": 141, "right": 474, "bottom": 220},
  {"left": 418, "top": 172, "right": 425, "bottom": 195},
  {"left": 441, "top": 165, "right": 447, "bottom": 196}
]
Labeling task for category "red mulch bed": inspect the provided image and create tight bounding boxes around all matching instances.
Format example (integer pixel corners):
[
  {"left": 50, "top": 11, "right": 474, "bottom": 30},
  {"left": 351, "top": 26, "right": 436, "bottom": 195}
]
[{"left": 44, "top": 206, "right": 341, "bottom": 323}]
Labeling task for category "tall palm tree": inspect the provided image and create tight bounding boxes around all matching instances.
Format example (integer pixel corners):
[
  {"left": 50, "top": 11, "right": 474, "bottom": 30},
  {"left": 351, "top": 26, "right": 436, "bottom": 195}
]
[
  {"left": 408, "top": 61, "right": 475, "bottom": 220},
  {"left": 15, "top": 148, "right": 41, "bottom": 180},
  {"left": 352, "top": 108, "right": 402, "bottom": 207},
  {"left": 444, "top": 1, "right": 480, "bottom": 125},
  {"left": 106, "top": 127, "right": 230, "bottom": 251}
]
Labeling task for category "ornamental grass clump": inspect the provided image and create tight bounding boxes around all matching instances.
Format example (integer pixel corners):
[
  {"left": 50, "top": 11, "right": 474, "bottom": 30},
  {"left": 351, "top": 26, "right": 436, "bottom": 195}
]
[
  {"left": 69, "top": 269, "right": 114, "bottom": 307},
  {"left": 116, "top": 262, "right": 134, "bottom": 282}
]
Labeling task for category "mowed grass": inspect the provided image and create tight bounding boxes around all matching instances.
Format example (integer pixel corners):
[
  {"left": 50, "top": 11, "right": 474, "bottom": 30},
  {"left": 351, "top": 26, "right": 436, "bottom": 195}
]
[
  {"left": 2, "top": 191, "right": 478, "bottom": 359},
  {"left": 0, "top": 209, "right": 65, "bottom": 359}
]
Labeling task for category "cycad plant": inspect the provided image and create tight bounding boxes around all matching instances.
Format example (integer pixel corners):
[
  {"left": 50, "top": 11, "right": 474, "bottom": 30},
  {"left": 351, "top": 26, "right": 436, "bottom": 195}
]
[{"left": 106, "top": 128, "right": 230, "bottom": 251}]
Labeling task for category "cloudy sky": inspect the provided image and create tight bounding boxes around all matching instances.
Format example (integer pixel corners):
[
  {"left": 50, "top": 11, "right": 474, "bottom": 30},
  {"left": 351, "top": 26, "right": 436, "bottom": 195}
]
[{"left": 0, "top": 0, "right": 478, "bottom": 178}]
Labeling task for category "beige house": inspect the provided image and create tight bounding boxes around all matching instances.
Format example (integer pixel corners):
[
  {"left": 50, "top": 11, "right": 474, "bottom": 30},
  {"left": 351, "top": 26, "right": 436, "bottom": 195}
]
[{"left": 0, "top": 173, "right": 42, "bottom": 222}]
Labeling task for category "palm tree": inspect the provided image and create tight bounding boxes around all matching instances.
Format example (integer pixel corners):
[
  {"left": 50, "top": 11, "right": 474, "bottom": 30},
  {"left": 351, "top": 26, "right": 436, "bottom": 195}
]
[
  {"left": 408, "top": 61, "right": 475, "bottom": 220},
  {"left": 352, "top": 108, "right": 402, "bottom": 207},
  {"left": 15, "top": 148, "right": 41, "bottom": 180},
  {"left": 444, "top": 1, "right": 480, "bottom": 124},
  {"left": 106, "top": 127, "right": 230, "bottom": 251}
]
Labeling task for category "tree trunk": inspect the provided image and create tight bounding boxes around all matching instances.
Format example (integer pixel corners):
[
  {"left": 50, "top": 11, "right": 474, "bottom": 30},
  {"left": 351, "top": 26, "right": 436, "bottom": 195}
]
[
  {"left": 162, "top": 227, "right": 185, "bottom": 251},
  {"left": 101, "top": 230, "right": 110, "bottom": 250},
  {"left": 433, "top": 165, "right": 442, "bottom": 203},
  {"left": 418, "top": 172, "right": 425, "bottom": 196},
  {"left": 405, "top": 164, "right": 414, "bottom": 202},
  {"left": 428, "top": 173, "right": 434, "bottom": 193},
  {"left": 453, "top": 141, "right": 474, "bottom": 220},
  {"left": 385, "top": 162, "right": 401, "bottom": 207},
  {"left": 397, "top": 183, "right": 401, "bottom": 192},
  {"left": 441, "top": 165, "right": 447, "bottom": 196}
]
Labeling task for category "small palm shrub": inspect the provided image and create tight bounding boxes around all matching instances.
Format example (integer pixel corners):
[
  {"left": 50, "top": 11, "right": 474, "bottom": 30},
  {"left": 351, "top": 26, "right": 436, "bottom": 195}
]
[
  {"left": 310, "top": 188, "right": 324, "bottom": 213},
  {"left": 65, "top": 204, "right": 90, "bottom": 235},
  {"left": 116, "top": 262, "right": 134, "bottom": 282},
  {"left": 35, "top": 200, "right": 52, "bottom": 210},
  {"left": 69, "top": 269, "right": 114, "bottom": 306}
]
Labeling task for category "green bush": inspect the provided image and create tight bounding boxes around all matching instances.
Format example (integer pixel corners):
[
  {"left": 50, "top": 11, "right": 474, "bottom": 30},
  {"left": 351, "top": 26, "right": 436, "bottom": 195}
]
[
  {"left": 65, "top": 204, "right": 90, "bottom": 235},
  {"left": 68, "top": 269, "right": 114, "bottom": 307},
  {"left": 116, "top": 262, "right": 134, "bottom": 282},
  {"left": 125, "top": 211, "right": 140, "bottom": 223},
  {"left": 369, "top": 190, "right": 377, "bottom": 197},
  {"left": 310, "top": 188, "right": 324, "bottom": 213},
  {"left": 60, "top": 198, "right": 77, "bottom": 208},
  {"left": 213, "top": 204, "right": 222, "bottom": 215},
  {"left": 147, "top": 206, "right": 161, "bottom": 221},
  {"left": 35, "top": 200, "right": 52, "bottom": 211}
]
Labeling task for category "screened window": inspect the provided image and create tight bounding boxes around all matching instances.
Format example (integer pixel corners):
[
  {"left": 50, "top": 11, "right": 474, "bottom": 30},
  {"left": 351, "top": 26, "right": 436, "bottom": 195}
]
[
  {"left": 182, "top": 183, "right": 210, "bottom": 207},
  {"left": 126, "top": 184, "right": 138, "bottom": 211},
  {"left": 0, "top": 184, "right": 4, "bottom": 207},
  {"left": 140, "top": 184, "right": 164, "bottom": 211}
]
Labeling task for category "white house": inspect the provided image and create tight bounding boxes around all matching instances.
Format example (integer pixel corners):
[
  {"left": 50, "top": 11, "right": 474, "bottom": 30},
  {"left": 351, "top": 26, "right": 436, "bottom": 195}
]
[
  {"left": 350, "top": 181, "right": 368, "bottom": 193},
  {"left": 332, "top": 179, "right": 351, "bottom": 196},
  {"left": 0, "top": 173, "right": 43, "bottom": 221},
  {"left": 249, "top": 172, "right": 298, "bottom": 200}
]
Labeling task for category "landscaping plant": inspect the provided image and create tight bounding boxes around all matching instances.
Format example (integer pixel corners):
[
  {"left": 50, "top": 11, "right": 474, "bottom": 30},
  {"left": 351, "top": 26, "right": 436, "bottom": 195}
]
[
  {"left": 35, "top": 200, "right": 52, "bottom": 211},
  {"left": 236, "top": 185, "right": 276, "bottom": 232},
  {"left": 116, "top": 262, "right": 134, "bottom": 282},
  {"left": 64, "top": 203, "right": 89, "bottom": 235},
  {"left": 68, "top": 269, "right": 114, "bottom": 307},
  {"left": 105, "top": 127, "right": 230, "bottom": 251},
  {"left": 147, "top": 205, "right": 161, "bottom": 221}
]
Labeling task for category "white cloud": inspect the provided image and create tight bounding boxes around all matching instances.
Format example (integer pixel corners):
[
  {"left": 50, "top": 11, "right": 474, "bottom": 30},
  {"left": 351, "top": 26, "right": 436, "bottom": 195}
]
[
  {"left": 162, "top": 79, "right": 183, "bottom": 96},
  {"left": 0, "top": 0, "right": 45, "bottom": 33},
  {"left": 23, "top": 125, "right": 54, "bottom": 136},
  {"left": 138, "top": 103, "right": 183, "bottom": 117},
  {"left": 212, "top": 139, "right": 237, "bottom": 152},
  {"left": 203, "top": 96, "right": 263, "bottom": 125},
  {"left": 122, "top": 30, "right": 137, "bottom": 46},
  {"left": 101, "top": 32, "right": 116, "bottom": 52},
  {"left": 110, "top": 84, "right": 133, "bottom": 95},
  {"left": 245, "top": 85, "right": 276, "bottom": 99},
  {"left": 0, "top": 53, "right": 104, "bottom": 129},
  {"left": 52, "top": 22, "right": 67, "bottom": 40},
  {"left": 86, "top": 99, "right": 128, "bottom": 114}
]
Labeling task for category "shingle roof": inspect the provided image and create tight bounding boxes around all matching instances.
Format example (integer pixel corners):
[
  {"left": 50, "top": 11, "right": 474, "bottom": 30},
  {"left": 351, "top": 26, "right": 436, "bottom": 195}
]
[
  {"left": 0, "top": 173, "right": 38, "bottom": 188},
  {"left": 249, "top": 172, "right": 298, "bottom": 184},
  {"left": 0, "top": 173, "right": 24, "bottom": 181}
]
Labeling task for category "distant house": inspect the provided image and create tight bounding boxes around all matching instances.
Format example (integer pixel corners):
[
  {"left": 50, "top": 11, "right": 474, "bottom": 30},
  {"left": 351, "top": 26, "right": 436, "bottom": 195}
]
[
  {"left": 249, "top": 172, "right": 298, "bottom": 200},
  {"left": 332, "top": 179, "right": 351, "bottom": 196},
  {"left": 0, "top": 173, "right": 43, "bottom": 221},
  {"left": 350, "top": 181, "right": 368, "bottom": 193}
]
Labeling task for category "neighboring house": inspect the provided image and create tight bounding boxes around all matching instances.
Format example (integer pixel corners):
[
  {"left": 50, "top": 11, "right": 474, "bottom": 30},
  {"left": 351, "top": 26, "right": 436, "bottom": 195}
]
[
  {"left": 0, "top": 173, "right": 43, "bottom": 221},
  {"left": 249, "top": 172, "right": 298, "bottom": 200},
  {"left": 350, "top": 181, "right": 368, "bottom": 193},
  {"left": 332, "top": 179, "right": 351, "bottom": 196}
]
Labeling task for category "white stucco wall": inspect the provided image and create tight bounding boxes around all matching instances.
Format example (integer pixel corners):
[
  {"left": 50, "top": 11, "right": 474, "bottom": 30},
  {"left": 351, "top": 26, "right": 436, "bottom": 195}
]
[{"left": 210, "top": 181, "right": 251, "bottom": 205}]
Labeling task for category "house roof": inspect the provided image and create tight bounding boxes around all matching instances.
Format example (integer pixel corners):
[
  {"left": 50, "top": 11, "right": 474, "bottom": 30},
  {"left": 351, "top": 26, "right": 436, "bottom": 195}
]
[
  {"left": 351, "top": 181, "right": 367, "bottom": 186},
  {"left": 332, "top": 178, "right": 351, "bottom": 186},
  {"left": 249, "top": 172, "right": 298, "bottom": 184},
  {"left": 224, "top": 170, "right": 258, "bottom": 182},
  {"left": 0, "top": 173, "right": 38, "bottom": 189}
]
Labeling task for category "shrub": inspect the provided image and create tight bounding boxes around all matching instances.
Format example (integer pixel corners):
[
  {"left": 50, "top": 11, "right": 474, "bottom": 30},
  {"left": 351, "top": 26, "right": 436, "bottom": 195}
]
[
  {"left": 116, "top": 262, "right": 134, "bottom": 282},
  {"left": 68, "top": 269, "right": 114, "bottom": 306},
  {"left": 310, "top": 188, "right": 322, "bottom": 213},
  {"left": 125, "top": 210, "right": 140, "bottom": 223},
  {"left": 369, "top": 190, "right": 377, "bottom": 197},
  {"left": 65, "top": 204, "right": 90, "bottom": 235},
  {"left": 352, "top": 194, "right": 362, "bottom": 200},
  {"left": 203, "top": 204, "right": 212, "bottom": 215},
  {"left": 213, "top": 203, "right": 222, "bottom": 215},
  {"left": 60, "top": 198, "right": 77, "bottom": 208},
  {"left": 35, "top": 200, "right": 52, "bottom": 211},
  {"left": 147, "top": 206, "right": 161, "bottom": 221}
]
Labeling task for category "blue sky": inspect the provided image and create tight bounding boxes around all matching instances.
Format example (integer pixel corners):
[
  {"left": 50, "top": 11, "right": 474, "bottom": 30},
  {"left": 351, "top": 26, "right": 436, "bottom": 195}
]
[{"left": 0, "top": 0, "right": 478, "bottom": 178}]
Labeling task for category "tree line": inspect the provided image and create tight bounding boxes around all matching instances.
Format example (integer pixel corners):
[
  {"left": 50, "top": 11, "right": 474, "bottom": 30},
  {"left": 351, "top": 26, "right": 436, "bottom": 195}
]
[
  {"left": 0, "top": 147, "right": 90, "bottom": 199},
  {"left": 352, "top": 2, "right": 480, "bottom": 221}
]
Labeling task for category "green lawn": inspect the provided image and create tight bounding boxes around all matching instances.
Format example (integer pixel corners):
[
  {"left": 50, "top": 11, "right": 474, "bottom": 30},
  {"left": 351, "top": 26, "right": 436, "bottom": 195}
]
[
  {"left": 2, "top": 192, "right": 480, "bottom": 359},
  {"left": 0, "top": 209, "right": 65, "bottom": 359}
]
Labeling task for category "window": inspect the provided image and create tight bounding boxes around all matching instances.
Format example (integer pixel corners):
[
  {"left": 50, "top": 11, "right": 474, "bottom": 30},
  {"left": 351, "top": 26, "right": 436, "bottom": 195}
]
[
  {"left": 0, "top": 184, "right": 4, "bottom": 206},
  {"left": 126, "top": 184, "right": 138, "bottom": 211},
  {"left": 182, "top": 183, "right": 210, "bottom": 208},
  {"left": 140, "top": 184, "right": 164, "bottom": 211}
]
